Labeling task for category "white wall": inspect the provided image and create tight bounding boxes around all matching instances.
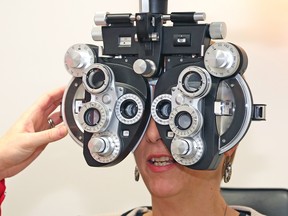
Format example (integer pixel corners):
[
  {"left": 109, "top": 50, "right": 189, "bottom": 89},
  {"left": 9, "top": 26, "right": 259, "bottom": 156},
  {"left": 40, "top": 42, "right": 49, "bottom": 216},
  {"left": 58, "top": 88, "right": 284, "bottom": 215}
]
[{"left": 0, "top": 0, "right": 287, "bottom": 215}]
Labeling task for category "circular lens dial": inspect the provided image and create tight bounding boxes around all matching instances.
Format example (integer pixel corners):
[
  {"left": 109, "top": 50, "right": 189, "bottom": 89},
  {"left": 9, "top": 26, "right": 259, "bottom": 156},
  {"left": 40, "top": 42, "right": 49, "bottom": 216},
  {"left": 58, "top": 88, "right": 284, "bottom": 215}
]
[
  {"left": 171, "top": 137, "right": 204, "bottom": 166},
  {"left": 64, "top": 44, "right": 96, "bottom": 77},
  {"left": 115, "top": 93, "right": 144, "bottom": 125},
  {"left": 178, "top": 66, "right": 212, "bottom": 98},
  {"left": 83, "top": 64, "right": 112, "bottom": 94},
  {"left": 151, "top": 94, "right": 172, "bottom": 125},
  {"left": 78, "top": 102, "right": 108, "bottom": 133},
  {"left": 204, "top": 42, "right": 241, "bottom": 78},
  {"left": 169, "top": 105, "right": 203, "bottom": 137},
  {"left": 88, "top": 133, "right": 121, "bottom": 164}
]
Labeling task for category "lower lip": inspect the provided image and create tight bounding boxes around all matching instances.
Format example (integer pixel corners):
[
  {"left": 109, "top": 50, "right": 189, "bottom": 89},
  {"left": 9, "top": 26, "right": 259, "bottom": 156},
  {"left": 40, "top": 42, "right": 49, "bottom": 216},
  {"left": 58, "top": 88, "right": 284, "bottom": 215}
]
[{"left": 146, "top": 161, "right": 176, "bottom": 173}]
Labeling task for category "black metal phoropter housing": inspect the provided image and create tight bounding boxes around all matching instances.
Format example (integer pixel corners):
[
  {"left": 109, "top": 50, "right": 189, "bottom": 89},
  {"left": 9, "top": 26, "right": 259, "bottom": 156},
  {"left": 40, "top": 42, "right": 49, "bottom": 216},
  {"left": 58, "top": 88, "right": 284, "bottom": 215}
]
[{"left": 62, "top": 0, "right": 266, "bottom": 170}]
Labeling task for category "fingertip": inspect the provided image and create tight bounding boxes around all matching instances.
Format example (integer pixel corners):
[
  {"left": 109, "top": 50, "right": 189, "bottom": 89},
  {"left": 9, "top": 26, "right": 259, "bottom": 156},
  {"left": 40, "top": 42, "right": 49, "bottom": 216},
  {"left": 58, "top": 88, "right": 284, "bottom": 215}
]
[
  {"left": 33, "top": 125, "right": 68, "bottom": 146},
  {"left": 58, "top": 125, "right": 68, "bottom": 138}
]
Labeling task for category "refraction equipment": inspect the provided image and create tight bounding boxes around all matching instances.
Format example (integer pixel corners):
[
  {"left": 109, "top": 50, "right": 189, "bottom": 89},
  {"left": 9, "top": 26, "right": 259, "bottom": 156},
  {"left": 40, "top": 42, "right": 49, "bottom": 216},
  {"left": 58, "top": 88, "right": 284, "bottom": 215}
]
[{"left": 62, "top": 0, "right": 266, "bottom": 170}]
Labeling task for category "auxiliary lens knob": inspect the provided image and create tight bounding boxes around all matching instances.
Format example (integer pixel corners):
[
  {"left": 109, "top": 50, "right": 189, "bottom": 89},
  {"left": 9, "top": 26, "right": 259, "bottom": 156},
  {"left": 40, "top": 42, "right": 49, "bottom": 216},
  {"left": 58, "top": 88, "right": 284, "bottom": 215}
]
[
  {"left": 89, "top": 137, "right": 114, "bottom": 156},
  {"left": 209, "top": 22, "right": 227, "bottom": 39},
  {"left": 171, "top": 139, "right": 196, "bottom": 157},
  {"left": 133, "top": 59, "right": 157, "bottom": 77},
  {"left": 171, "top": 137, "right": 204, "bottom": 166},
  {"left": 64, "top": 44, "right": 96, "bottom": 77},
  {"left": 204, "top": 42, "right": 243, "bottom": 78}
]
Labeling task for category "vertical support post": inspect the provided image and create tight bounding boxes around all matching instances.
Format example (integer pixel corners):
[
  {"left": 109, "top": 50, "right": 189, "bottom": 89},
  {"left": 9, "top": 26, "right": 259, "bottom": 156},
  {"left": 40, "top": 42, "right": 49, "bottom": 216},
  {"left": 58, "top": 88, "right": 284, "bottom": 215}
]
[{"left": 139, "top": 0, "right": 168, "bottom": 14}]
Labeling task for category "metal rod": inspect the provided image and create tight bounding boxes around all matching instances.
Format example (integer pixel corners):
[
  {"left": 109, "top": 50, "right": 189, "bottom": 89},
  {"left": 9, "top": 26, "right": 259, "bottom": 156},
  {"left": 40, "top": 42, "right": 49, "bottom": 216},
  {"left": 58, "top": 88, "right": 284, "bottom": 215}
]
[{"left": 139, "top": 0, "right": 168, "bottom": 14}]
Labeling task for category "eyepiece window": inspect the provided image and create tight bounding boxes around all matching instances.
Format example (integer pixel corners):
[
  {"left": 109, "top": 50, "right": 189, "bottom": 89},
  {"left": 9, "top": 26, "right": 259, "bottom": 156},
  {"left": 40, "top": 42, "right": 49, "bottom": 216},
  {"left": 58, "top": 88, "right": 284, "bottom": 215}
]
[
  {"left": 156, "top": 100, "right": 171, "bottom": 120},
  {"left": 87, "top": 68, "right": 106, "bottom": 89},
  {"left": 115, "top": 93, "right": 144, "bottom": 125},
  {"left": 175, "top": 111, "right": 192, "bottom": 130},
  {"left": 84, "top": 108, "right": 100, "bottom": 126},
  {"left": 183, "top": 72, "right": 202, "bottom": 93},
  {"left": 178, "top": 66, "right": 212, "bottom": 98},
  {"left": 169, "top": 105, "right": 203, "bottom": 137},
  {"left": 120, "top": 99, "right": 138, "bottom": 119},
  {"left": 83, "top": 63, "right": 112, "bottom": 94}
]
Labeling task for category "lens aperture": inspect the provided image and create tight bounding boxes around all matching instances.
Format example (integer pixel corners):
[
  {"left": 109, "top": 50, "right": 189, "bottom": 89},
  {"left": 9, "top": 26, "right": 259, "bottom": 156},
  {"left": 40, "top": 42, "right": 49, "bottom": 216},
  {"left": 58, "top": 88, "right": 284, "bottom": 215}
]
[
  {"left": 120, "top": 100, "right": 138, "bottom": 119},
  {"left": 175, "top": 111, "right": 192, "bottom": 130},
  {"left": 169, "top": 105, "right": 203, "bottom": 137},
  {"left": 183, "top": 72, "right": 202, "bottom": 93},
  {"left": 151, "top": 94, "right": 172, "bottom": 125},
  {"left": 156, "top": 100, "right": 171, "bottom": 119},
  {"left": 115, "top": 93, "right": 144, "bottom": 125},
  {"left": 178, "top": 66, "right": 212, "bottom": 98},
  {"left": 83, "top": 64, "right": 112, "bottom": 94},
  {"left": 87, "top": 68, "right": 105, "bottom": 89},
  {"left": 84, "top": 108, "right": 100, "bottom": 126}
]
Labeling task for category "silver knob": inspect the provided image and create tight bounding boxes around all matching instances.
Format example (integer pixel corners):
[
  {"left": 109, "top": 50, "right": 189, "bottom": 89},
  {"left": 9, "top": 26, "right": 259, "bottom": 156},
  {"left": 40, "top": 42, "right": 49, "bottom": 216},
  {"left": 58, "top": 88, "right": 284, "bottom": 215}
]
[
  {"left": 206, "top": 50, "right": 233, "bottom": 69},
  {"left": 89, "top": 137, "right": 114, "bottom": 156},
  {"left": 91, "top": 26, "right": 103, "bottom": 41},
  {"left": 209, "top": 22, "right": 227, "bottom": 39},
  {"left": 65, "top": 50, "right": 84, "bottom": 69},
  {"left": 171, "top": 139, "right": 196, "bottom": 157},
  {"left": 64, "top": 44, "right": 96, "bottom": 77},
  {"left": 133, "top": 59, "right": 156, "bottom": 77},
  {"left": 194, "top": 12, "right": 206, "bottom": 22},
  {"left": 94, "top": 12, "right": 108, "bottom": 26}
]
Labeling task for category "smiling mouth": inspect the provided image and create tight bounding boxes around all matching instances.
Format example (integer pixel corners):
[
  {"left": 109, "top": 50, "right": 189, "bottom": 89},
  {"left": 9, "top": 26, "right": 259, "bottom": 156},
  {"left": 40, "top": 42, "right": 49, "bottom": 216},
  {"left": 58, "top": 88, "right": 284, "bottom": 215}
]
[{"left": 148, "top": 156, "right": 175, "bottom": 167}]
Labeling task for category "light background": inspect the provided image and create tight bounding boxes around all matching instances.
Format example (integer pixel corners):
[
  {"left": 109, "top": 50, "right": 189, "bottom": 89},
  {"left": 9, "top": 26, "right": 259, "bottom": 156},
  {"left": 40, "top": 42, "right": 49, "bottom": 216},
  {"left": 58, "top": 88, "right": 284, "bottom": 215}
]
[{"left": 0, "top": 0, "right": 287, "bottom": 215}]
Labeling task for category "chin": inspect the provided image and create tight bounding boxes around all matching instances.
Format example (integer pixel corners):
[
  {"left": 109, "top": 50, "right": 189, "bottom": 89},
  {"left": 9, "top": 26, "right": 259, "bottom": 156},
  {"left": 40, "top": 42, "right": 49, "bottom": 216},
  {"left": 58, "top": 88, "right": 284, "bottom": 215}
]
[{"left": 143, "top": 173, "right": 184, "bottom": 198}]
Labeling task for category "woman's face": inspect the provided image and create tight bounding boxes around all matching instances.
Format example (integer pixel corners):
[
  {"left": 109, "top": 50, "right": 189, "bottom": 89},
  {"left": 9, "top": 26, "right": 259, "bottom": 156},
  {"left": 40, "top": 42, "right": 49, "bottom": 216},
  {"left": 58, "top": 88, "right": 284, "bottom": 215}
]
[{"left": 134, "top": 119, "right": 223, "bottom": 198}]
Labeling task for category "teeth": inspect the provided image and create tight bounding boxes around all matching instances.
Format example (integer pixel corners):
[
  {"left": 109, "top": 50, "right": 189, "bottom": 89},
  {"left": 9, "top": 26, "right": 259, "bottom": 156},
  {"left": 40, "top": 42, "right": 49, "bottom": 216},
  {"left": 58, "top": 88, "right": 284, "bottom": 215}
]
[
  {"left": 150, "top": 156, "right": 173, "bottom": 166},
  {"left": 151, "top": 156, "right": 170, "bottom": 162}
]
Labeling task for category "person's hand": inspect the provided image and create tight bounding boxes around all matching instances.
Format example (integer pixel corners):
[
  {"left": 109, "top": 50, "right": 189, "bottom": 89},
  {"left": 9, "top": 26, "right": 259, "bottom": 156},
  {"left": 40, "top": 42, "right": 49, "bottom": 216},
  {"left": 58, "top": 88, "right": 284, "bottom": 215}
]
[{"left": 0, "top": 87, "right": 68, "bottom": 180}]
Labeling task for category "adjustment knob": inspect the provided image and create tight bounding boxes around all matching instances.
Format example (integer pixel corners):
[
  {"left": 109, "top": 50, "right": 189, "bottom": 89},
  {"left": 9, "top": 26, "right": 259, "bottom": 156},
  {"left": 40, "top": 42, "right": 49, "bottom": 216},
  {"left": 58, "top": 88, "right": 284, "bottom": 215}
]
[
  {"left": 171, "top": 139, "right": 196, "bottom": 157},
  {"left": 64, "top": 44, "right": 96, "bottom": 77},
  {"left": 65, "top": 50, "right": 83, "bottom": 69},
  {"left": 204, "top": 42, "right": 243, "bottom": 78},
  {"left": 89, "top": 137, "right": 114, "bottom": 156},
  {"left": 193, "top": 12, "right": 206, "bottom": 22},
  {"left": 171, "top": 137, "right": 204, "bottom": 166},
  {"left": 133, "top": 59, "right": 157, "bottom": 77},
  {"left": 94, "top": 12, "right": 108, "bottom": 26},
  {"left": 91, "top": 26, "right": 103, "bottom": 41},
  {"left": 206, "top": 50, "right": 233, "bottom": 69},
  {"left": 209, "top": 22, "right": 227, "bottom": 39}
]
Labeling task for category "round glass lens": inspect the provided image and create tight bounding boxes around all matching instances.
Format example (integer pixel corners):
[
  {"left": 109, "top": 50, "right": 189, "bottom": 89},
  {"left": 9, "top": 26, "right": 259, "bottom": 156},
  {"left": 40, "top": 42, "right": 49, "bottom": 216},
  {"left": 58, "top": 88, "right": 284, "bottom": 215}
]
[
  {"left": 84, "top": 108, "right": 100, "bottom": 126},
  {"left": 183, "top": 72, "right": 203, "bottom": 93},
  {"left": 120, "top": 100, "right": 138, "bottom": 119},
  {"left": 156, "top": 100, "right": 171, "bottom": 119},
  {"left": 87, "top": 68, "right": 105, "bottom": 89},
  {"left": 175, "top": 111, "right": 192, "bottom": 130}
]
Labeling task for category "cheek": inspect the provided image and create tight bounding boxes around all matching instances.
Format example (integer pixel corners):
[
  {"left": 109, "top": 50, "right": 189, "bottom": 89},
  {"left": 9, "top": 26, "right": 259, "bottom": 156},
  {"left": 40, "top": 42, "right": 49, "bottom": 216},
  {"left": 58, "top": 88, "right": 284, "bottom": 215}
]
[{"left": 133, "top": 143, "right": 145, "bottom": 167}]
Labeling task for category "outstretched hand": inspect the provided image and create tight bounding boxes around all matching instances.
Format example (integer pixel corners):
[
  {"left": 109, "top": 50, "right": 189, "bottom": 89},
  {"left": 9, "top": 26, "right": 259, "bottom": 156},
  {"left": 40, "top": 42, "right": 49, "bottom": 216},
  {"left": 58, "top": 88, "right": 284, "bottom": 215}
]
[{"left": 0, "top": 87, "right": 68, "bottom": 180}]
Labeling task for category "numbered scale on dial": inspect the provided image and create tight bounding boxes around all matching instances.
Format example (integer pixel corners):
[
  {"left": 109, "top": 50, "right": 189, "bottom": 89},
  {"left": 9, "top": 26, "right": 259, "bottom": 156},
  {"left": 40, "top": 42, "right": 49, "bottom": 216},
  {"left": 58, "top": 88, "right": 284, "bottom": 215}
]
[
  {"left": 204, "top": 42, "right": 247, "bottom": 78},
  {"left": 64, "top": 44, "right": 97, "bottom": 77}
]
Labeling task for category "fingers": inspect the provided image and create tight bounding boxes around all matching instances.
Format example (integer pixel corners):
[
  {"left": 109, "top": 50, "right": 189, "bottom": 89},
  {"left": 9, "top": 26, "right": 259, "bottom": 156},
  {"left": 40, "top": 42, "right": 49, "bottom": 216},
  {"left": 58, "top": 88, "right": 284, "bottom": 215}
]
[
  {"left": 31, "top": 86, "right": 66, "bottom": 118},
  {"left": 41, "top": 87, "right": 66, "bottom": 115},
  {"left": 21, "top": 87, "right": 67, "bottom": 129},
  {"left": 47, "top": 111, "right": 63, "bottom": 127},
  {"left": 29, "top": 124, "right": 68, "bottom": 148}
]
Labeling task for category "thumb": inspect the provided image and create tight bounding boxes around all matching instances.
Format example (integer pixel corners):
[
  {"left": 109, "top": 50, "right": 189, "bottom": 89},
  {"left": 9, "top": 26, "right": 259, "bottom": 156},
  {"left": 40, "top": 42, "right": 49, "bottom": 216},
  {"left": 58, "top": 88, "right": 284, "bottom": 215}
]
[{"left": 29, "top": 125, "right": 68, "bottom": 148}]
